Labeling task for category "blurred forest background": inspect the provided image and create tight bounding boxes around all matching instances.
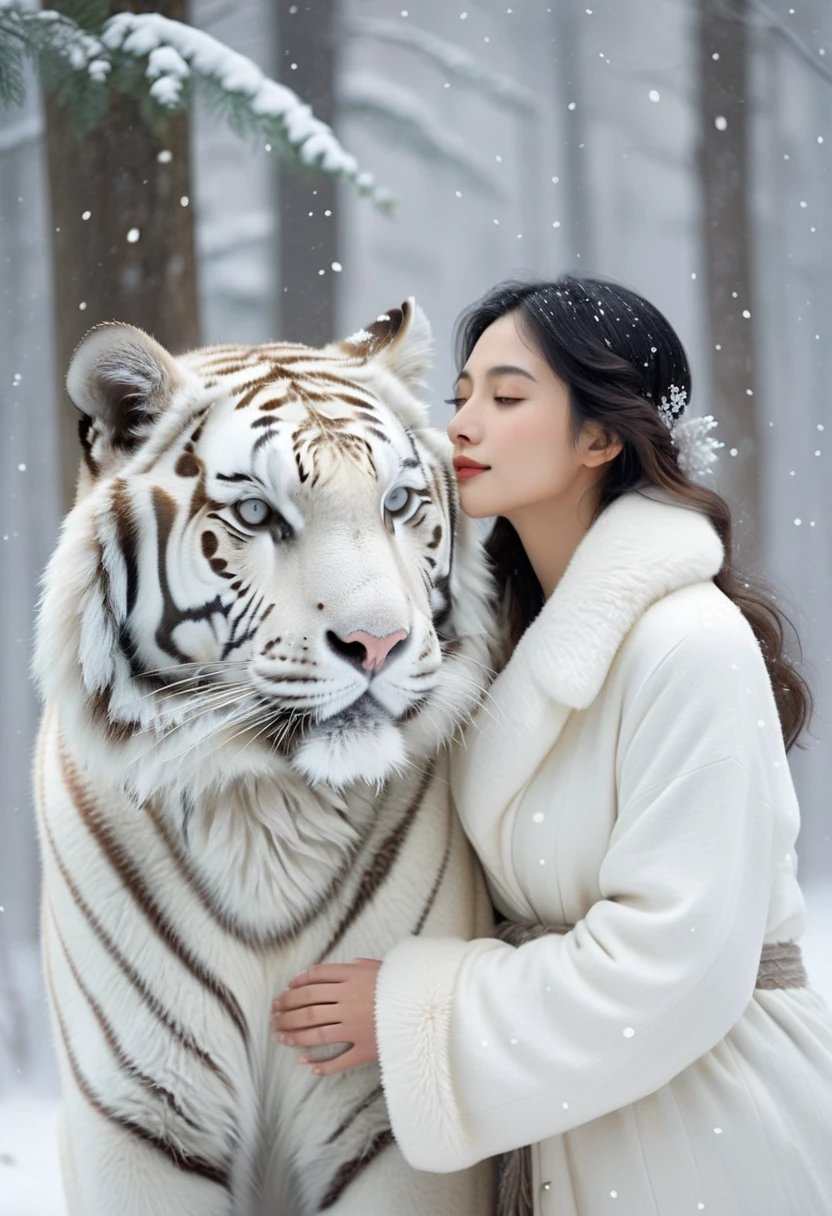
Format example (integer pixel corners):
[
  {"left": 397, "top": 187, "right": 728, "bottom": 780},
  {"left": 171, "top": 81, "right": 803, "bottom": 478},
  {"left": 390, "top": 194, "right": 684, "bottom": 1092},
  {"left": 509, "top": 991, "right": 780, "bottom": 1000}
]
[{"left": 1, "top": 0, "right": 831, "bottom": 1204}]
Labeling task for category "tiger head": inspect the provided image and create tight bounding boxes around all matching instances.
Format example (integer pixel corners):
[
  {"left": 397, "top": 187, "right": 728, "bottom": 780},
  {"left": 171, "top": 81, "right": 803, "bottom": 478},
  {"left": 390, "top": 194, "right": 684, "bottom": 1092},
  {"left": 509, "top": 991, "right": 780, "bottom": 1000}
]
[{"left": 35, "top": 302, "right": 496, "bottom": 799}]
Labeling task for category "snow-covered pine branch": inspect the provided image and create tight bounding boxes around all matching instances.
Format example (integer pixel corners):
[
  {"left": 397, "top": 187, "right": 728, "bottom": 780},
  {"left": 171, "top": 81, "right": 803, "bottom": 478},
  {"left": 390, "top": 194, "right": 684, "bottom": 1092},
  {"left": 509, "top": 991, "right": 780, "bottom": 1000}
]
[
  {"left": 0, "top": 3, "right": 392, "bottom": 208},
  {"left": 339, "top": 72, "right": 501, "bottom": 198},
  {"left": 345, "top": 16, "right": 536, "bottom": 116}
]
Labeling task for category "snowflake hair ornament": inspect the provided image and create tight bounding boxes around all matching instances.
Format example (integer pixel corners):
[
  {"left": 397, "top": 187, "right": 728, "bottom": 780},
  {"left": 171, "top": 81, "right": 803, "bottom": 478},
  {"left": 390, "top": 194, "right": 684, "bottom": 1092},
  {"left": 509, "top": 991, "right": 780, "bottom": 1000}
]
[{"left": 657, "top": 384, "right": 724, "bottom": 480}]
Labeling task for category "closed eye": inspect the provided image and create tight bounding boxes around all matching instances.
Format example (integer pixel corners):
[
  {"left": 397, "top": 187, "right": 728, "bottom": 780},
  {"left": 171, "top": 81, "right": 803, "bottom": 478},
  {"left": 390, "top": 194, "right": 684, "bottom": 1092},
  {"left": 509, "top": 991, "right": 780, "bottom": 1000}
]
[{"left": 443, "top": 396, "right": 523, "bottom": 408}]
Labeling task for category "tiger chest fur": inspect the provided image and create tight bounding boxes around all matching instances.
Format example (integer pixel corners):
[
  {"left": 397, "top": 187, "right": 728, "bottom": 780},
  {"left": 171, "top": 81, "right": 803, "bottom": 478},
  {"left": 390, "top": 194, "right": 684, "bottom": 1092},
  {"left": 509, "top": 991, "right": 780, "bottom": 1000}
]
[{"left": 33, "top": 301, "right": 496, "bottom": 1216}]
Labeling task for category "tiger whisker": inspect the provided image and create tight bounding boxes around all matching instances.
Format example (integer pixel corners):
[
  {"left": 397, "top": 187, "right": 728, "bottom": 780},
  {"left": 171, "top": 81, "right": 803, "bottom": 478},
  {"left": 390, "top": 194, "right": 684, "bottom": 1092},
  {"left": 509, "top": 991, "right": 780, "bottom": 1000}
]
[
  {"left": 142, "top": 693, "right": 265, "bottom": 760},
  {"left": 267, "top": 711, "right": 310, "bottom": 758},
  {"left": 136, "top": 659, "right": 250, "bottom": 680},
  {"left": 452, "top": 685, "right": 504, "bottom": 725},
  {"left": 445, "top": 649, "right": 499, "bottom": 680},
  {"left": 427, "top": 671, "right": 504, "bottom": 723},
  {"left": 222, "top": 707, "right": 289, "bottom": 753},
  {"left": 141, "top": 674, "right": 251, "bottom": 701},
  {"left": 155, "top": 680, "right": 252, "bottom": 709},
  {"left": 152, "top": 702, "right": 267, "bottom": 768},
  {"left": 234, "top": 710, "right": 288, "bottom": 758},
  {"left": 158, "top": 689, "right": 256, "bottom": 732}
]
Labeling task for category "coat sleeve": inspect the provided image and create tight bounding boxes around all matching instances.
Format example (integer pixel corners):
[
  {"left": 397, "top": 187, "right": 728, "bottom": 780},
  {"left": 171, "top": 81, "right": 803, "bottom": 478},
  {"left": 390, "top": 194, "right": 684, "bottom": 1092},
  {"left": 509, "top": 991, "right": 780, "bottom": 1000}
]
[{"left": 373, "top": 619, "right": 782, "bottom": 1172}]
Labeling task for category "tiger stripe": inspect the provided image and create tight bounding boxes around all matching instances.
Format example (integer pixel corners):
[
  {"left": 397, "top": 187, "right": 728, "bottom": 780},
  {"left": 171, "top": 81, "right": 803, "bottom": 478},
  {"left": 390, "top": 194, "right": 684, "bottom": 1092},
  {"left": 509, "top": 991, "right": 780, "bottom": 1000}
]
[
  {"left": 45, "top": 956, "right": 233, "bottom": 1193},
  {"left": 40, "top": 806, "right": 232, "bottom": 1091},
  {"left": 60, "top": 747, "right": 250, "bottom": 1050},
  {"left": 412, "top": 797, "right": 455, "bottom": 937},
  {"left": 145, "top": 797, "right": 362, "bottom": 953},
  {"left": 324, "top": 1085, "right": 384, "bottom": 1146},
  {"left": 49, "top": 909, "right": 207, "bottom": 1133},
  {"left": 316, "top": 764, "right": 435, "bottom": 964},
  {"left": 318, "top": 1128, "right": 395, "bottom": 1211}
]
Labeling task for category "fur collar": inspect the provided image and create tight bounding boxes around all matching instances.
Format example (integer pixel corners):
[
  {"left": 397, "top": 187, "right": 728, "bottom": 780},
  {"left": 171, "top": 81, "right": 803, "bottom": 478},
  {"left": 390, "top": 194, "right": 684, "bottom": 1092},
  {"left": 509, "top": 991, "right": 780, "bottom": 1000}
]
[
  {"left": 451, "top": 490, "right": 724, "bottom": 911},
  {"left": 516, "top": 487, "right": 724, "bottom": 710}
]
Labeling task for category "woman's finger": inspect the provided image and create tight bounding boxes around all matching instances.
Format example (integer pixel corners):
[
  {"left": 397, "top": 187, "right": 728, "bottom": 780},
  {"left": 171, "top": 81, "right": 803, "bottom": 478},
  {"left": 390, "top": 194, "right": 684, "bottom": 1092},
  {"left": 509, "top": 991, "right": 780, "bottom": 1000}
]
[
  {"left": 278, "top": 1022, "right": 347, "bottom": 1048},
  {"left": 304, "top": 1046, "right": 361, "bottom": 1077},
  {"left": 287, "top": 963, "right": 356, "bottom": 988},
  {"left": 273, "top": 1004, "right": 343, "bottom": 1034},
  {"left": 272, "top": 984, "right": 341, "bottom": 1013}
]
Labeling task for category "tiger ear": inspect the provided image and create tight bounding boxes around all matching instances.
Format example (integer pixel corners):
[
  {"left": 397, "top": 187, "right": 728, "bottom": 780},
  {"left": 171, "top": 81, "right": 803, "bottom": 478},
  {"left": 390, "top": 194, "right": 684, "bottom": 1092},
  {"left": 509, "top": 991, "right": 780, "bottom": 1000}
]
[
  {"left": 335, "top": 298, "right": 433, "bottom": 390},
  {"left": 66, "top": 323, "right": 183, "bottom": 474}
]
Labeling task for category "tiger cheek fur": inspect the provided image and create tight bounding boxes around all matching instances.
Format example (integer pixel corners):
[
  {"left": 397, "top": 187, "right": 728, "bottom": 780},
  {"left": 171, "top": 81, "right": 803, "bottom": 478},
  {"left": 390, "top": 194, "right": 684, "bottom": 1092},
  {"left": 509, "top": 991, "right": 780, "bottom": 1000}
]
[{"left": 33, "top": 301, "right": 498, "bottom": 1215}]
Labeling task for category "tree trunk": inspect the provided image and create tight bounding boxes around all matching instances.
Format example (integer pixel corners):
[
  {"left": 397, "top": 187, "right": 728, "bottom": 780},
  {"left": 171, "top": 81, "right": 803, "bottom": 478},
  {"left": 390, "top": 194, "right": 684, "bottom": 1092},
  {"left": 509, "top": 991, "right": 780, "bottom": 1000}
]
[
  {"left": 276, "top": 0, "right": 337, "bottom": 346},
  {"left": 44, "top": 0, "right": 199, "bottom": 512},
  {"left": 551, "top": 1, "right": 592, "bottom": 270},
  {"left": 696, "top": 0, "right": 761, "bottom": 570}
]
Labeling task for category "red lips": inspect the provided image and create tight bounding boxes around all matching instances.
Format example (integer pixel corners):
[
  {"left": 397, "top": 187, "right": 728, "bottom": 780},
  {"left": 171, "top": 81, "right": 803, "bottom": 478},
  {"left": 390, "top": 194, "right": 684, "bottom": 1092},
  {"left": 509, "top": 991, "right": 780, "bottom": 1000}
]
[{"left": 453, "top": 455, "right": 490, "bottom": 480}]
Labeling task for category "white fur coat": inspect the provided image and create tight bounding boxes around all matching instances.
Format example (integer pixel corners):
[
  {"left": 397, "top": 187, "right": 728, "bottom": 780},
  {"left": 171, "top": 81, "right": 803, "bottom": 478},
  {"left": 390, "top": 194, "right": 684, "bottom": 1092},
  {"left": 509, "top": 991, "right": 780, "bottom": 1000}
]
[{"left": 374, "top": 489, "right": 832, "bottom": 1216}]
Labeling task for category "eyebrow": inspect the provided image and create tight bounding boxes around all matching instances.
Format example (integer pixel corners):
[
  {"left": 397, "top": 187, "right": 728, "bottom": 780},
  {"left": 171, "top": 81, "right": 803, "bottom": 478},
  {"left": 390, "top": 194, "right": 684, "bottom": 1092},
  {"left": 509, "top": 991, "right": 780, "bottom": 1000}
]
[{"left": 456, "top": 364, "right": 538, "bottom": 385}]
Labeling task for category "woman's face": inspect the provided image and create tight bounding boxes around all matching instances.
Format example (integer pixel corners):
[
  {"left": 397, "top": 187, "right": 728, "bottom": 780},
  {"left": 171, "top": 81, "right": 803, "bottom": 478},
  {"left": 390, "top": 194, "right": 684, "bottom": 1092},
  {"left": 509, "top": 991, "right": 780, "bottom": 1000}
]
[{"left": 446, "top": 312, "right": 607, "bottom": 521}]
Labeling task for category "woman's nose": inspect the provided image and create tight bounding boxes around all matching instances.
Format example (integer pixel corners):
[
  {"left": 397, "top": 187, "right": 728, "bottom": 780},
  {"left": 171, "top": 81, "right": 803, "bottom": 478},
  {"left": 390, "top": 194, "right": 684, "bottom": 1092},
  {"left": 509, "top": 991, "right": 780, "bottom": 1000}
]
[{"left": 447, "top": 401, "right": 476, "bottom": 444}]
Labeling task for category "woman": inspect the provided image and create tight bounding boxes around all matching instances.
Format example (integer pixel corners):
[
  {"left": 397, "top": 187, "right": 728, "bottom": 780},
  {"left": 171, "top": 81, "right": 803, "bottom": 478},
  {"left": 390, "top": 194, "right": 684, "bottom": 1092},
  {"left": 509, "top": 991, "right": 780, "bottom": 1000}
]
[{"left": 272, "top": 276, "right": 832, "bottom": 1215}]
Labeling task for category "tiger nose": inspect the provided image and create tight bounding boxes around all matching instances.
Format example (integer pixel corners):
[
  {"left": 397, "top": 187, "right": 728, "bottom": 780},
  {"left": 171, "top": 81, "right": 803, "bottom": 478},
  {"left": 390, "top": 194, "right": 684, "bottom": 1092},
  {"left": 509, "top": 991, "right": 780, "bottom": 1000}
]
[{"left": 339, "top": 629, "right": 409, "bottom": 672}]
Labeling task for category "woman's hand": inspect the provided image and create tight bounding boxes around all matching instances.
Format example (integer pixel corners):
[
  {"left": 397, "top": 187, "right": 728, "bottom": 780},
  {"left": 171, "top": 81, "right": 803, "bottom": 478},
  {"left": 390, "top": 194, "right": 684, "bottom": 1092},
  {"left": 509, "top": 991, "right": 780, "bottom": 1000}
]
[{"left": 271, "top": 958, "right": 382, "bottom": 1076}]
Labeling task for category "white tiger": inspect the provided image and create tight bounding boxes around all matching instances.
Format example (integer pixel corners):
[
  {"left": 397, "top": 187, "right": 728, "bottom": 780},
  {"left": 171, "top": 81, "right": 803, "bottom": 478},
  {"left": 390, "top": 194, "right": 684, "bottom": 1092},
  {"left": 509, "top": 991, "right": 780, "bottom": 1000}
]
[{"left": 33, "top": 301, "right": 497, "bottom": 1215}]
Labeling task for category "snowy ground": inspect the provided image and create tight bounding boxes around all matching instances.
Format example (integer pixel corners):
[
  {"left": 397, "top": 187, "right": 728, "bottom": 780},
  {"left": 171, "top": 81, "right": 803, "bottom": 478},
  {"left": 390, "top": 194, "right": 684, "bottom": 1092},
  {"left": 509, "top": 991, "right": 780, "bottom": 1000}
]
[{"left": 2, "top": 886, "right": 830, "bottom": 1216}]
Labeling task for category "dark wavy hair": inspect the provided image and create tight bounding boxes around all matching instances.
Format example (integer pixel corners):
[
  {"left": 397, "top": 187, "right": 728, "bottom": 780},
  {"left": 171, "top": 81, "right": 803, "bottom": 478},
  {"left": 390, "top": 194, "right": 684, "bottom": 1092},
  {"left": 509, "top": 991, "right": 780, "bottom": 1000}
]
[{"left": 454, "top": 275, "right": 811, "bottom": 750}]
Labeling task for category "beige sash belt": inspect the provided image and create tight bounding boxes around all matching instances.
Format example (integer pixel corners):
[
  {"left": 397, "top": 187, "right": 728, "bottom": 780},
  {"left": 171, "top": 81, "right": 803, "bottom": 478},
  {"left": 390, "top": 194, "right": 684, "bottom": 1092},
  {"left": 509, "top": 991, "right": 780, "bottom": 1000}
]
[
  {"left": 492, "top": 923, "right": 808, "bottom": 1216},
  {"left": 756, "top": 940, "right": 808, "bottom": 989}
]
